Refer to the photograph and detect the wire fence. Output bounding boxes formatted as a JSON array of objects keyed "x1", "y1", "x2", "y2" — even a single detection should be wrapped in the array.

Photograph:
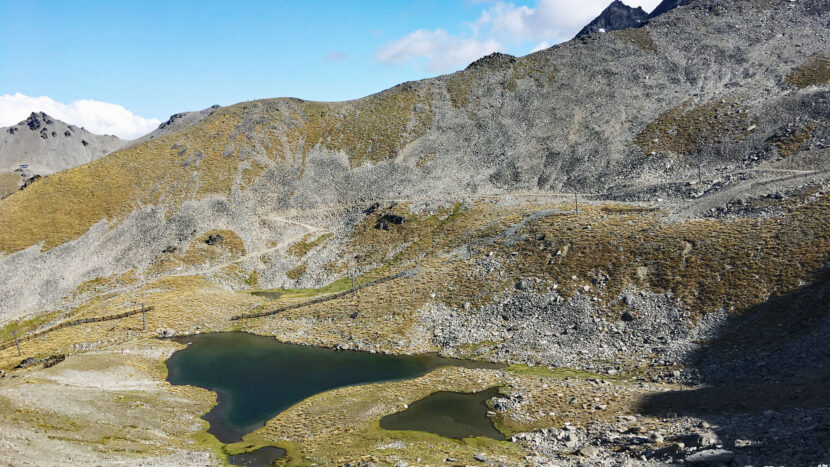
[{"x1": 0, "y1": 306, "x2": 154, "y2": 352}]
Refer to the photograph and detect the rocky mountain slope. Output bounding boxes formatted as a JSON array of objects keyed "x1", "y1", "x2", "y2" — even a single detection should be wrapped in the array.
[
  {"x1": 0, "y1": 0, "x2": 828, "y2": 465},
  {"x1": 575, "y1": 0, "x2": 649, "y2": 37}
]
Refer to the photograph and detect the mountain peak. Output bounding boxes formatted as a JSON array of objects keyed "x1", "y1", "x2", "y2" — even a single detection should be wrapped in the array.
[{"x1": 575, "y1": 0, "x2": 650, "y2": 38}]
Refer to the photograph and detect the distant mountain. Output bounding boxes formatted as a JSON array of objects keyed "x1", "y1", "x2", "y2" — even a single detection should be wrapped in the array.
[
  {"x1": 575, "y1": 0, "x2": 649, "y2": 38},
  {"x1": 0, "y1": 112, "x2": 125, "y2": 175}
]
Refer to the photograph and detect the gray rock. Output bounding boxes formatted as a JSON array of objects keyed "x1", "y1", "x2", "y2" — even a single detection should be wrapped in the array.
[
  {"x1": 579, "y1": 445, "x2": 600, "y2": 458},
  {"x1": 685, "y1": 448, "x2": 735, "y2": 465}
]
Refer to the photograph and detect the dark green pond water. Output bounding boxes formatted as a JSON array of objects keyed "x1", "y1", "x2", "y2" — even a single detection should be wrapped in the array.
[
  {"x1": 379, "y1": 386, "x2": 505, "y2": 440},
  {"x1": 227, "y1": 446, "x2": 286, "y2": 466},
  {"x1": 165, "y1": 333, "x2": 500, "y2": 444}
]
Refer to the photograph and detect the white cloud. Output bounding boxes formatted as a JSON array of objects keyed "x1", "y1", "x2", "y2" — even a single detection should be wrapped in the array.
[
  {"x1": 376, "y1": 29, "x2": 503, "y2": 74},
  {"x1": 0, "y1": 93, "x2": 160, "y2": 140},
  {"x1": 376, "y1": 0, "x2": 664, "y2": 73}
]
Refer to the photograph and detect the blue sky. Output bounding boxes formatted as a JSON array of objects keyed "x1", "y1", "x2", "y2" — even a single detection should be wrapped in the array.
[{"x1": 0, "y1": 0, "x2": 661, "y2": 138}]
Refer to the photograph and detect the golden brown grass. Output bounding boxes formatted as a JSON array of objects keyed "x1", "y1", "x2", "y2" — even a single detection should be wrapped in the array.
[
  {"x1": 504, "y1": 54, "x2": 558, "y2": 92},
  {"x1": 767, "y1": 121, "x2": 819, "y2": 156},
  {"x1": 634, "y1": 98, "x2": 752, "y2": 155},
  {"x1": 0, "y1": 172, "x2": 20, "y2": 198},
  {"x1": 615, "y1": 28, "x2": 657, "y2": 52},
  {"x1": 285, "y1": 86, "x2": 434, "y2": 170},
  {"x1": 287, "y1": 232, "x2": 332, "y2": 259},
  {"x1": 285, "y1": 263, "x2": 307, "y2": 280},
  {"x1": 784, "y1": 53, "x2": 830, "y2": 89}
]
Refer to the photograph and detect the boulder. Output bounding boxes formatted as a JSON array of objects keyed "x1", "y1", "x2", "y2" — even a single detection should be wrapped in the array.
[
  {"x1": 685, "y1": 448, "x2": 735, "y2": 465},
  {"x1": 363, "y1": 202, "x2": 380, "y2": 214},
  {"x1": 374, "y1": 214, "x2": 406, "y2": 230},
  {"x1": 14, "y1": 357, "x2": 43, "y2": 369},
  {"x1": 579, "y1": 445, "x2": 600, "y2": 458},
  {"x1": 205, "y1": 234, "x2": 224, "y2": 245}
]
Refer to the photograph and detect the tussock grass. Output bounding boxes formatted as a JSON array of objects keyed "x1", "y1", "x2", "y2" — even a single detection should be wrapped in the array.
[
  {"x1": 287, "y1": 232, "x2": 332, "y2": 259},
  {"x1": 147, "y1": 229, "x2": 246, "y2": 276},
  {"x1": 0, "y1": 172, "x2": 20, "y2": 198},
  {"x1": 286, "y1": 86, "x2": 434, "y2": 170},
  {"x1": 634, "y1": 98, "x2": 752, "y2": 155},
  {"x1": 504, "y1": 54, "x2": 558, "y2": 92},
  {"x1": 446, "y1": 72, "x2": 479, "y2": 108},
  {"x1": 285, "y1": 263, "x2": 307, "y2": 280},
  {"x1": 615, "y1": 28, "x2": 657, "y2": 52},
  {"x1": 784, "y1": 53, "x2": 830, "y2": 89},
  {"x1": 767, "y1": 121, "x2": 819, "y2": 156}
]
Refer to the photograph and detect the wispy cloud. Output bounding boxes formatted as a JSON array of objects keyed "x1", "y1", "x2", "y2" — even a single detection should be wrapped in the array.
[
  {"x1": 375, "y1": 0, "x2": 662, "y2": 73},
  {"x1": 0, "y1": 93, "x2": 160, "y2": 140}
]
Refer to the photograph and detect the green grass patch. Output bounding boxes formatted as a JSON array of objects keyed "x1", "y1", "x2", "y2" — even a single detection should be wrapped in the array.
[
  {"x1": 246, "y1": 275, "x2": 358, "y2": 302},
  {"x1": 244, "y1": 271, "x2": 260, "y2": 287},
  {"x1": 0, "y1": 311, "x2": 60, "y2": 342}
]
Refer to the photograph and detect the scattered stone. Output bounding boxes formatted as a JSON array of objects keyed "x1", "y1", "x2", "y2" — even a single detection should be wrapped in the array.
[
  {"x1": 579, "y1": 445, "x2": 600, "y2": 458},
  {"x1": 205, "y1": 234, "x2": 224, "y2": 245},
  {"x1": 621, "y1": 311, "x2": 635, "y2": 322}
]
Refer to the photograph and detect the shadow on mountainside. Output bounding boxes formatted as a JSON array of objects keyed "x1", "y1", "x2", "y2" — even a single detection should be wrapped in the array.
[{"x1": 638, "y1": 267, "x2": 830, "y2": 465}]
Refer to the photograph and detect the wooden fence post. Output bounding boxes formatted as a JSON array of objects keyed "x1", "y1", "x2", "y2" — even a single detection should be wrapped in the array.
[
  {"x1": 467, "y1": 234, "x2": 472, "y2": 260},
  {"x1": 141, "y1": 303, "x2": 146, "y2": 332},
  {"x1": 574, "y1": 193, "x2": 579, "y2": 215},
  {"x1": 12, "y1": 330, "x2": 20, "y2": 357}
]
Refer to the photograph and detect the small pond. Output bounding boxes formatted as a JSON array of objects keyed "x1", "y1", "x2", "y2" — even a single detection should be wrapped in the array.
[
  {"x1": 165, "y1": 332, "x2": 500, "y2": 444},
  {"x1": 379, "y1": 386, "x2": 505, "y2": 440},
  {"x1": 227, "y1": 446, "x2": 286, "y2": 466}
]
